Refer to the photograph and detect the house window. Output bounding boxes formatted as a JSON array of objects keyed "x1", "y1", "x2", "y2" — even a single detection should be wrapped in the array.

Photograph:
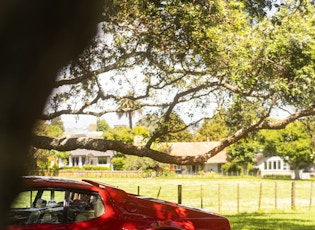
[
  {"x1": 98, "y1": 157, "x2": 107, "y2": 164},
  {"x1": 277, "y1": 160, "x2": 281, "y2": 170},
  {"x1": 264, "y1": 162, "x2": 267, "y2": 170},
  {"x1": 269, "y1": 161, "x2": 272, "y2": 170},
  {"x1": 273, "y1": 161, "x2": 277, "y2": 170}
]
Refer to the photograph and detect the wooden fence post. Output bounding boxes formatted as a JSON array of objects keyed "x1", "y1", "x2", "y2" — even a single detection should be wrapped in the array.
[
  {"x1": 157, "y1": 186, "x2": 161, "y2": 199},
  {"x1": 178, "y1": 185, "x2": 182, "y2": 204},
  {"x1": 237, "y1": 183, "x2": 240, "y2": 213},
  {"x1": 291, "y1": 182, "x2": 296, "y2": 210},
  {"x1": 275, "y1": 182, "x2": 277, "y2": 209},
  {"x1": 218, "y1": 184, "x2": 221, "y2": 213},
  {"x1": 137, "y1": 186, "x2": 140, "y2": 195},
  {"x1": 309, "y1": 182, "x2": 313, "y2": 211},
  {"x1": 258, "y1": 182, "x2": 262, "y2": 210},
  {"x1": 200, "y1": 185, "x2": 203, "y2": 209}
]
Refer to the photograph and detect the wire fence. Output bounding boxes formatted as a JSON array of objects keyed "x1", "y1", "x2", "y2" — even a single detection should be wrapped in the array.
[
  {"x1": 31, "y1": 170, "x2": 315, "y2": 214},
  {"x1": 133, "y1": 181, "x2": 315, "y2": 214}
]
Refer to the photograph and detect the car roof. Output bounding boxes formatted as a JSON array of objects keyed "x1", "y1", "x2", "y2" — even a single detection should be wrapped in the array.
[{"x1": 22, "y1": 176, "x2": 96, "y2": 190}]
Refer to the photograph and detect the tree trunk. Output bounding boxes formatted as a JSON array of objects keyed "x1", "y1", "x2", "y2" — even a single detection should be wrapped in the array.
[
  {"x1": 293, "y1": 169, "x2": 301, "y2": 180},
  {"x1": 128, "y1": 112, "x2": 133, "y2": 129},
  {"x1": 243, "y1": 165, "x2": 248, "y2": 175},
  {"x1": 0, "y1": 1, "x2": 101, "y2": 228}
]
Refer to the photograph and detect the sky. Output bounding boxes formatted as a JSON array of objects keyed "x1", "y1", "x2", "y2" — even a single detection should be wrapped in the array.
[
  {"x1": 61, "y1": 113, "x2": 141, "y2": 132},
  {"x1": 61, "y1": 106, "x2": 291, "y2": 133}
]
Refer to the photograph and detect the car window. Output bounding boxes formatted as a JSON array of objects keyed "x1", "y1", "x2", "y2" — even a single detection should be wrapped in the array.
[
  {"x1": 8, "y1": 188, "x2": 105, "y2": 225},
  {"x1": 67, "y1": 191, "x2": 105, "y2": 222}
]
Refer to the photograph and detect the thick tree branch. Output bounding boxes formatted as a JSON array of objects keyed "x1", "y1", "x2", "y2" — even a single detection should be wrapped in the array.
[
  {"x1": 32, "y1": 109, "x2": 315, "y2": 167},
  {"x1": 55, "y1": 51, "x2": 146, "y2": 87},
  {"x1": 32, "y1": 135, "x2": 207, "y2": 165},
  {"x1": 209, "y1": 109, "x2": 315, "y2": 155}
]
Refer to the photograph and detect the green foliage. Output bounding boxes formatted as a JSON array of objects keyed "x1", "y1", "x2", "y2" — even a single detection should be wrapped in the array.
[
  {"x1": 194, "y1": 114, "x2": 228, "y2": 141},
  {"x1": 103, "y1": 126, "x2": 134, "y2": 144},
  {"x1": 111, "y1": 154, "x2": 168, "y2": 176},
  {"x1": 262, "y1": 174, "x2": 291, "y2": 180},
  {"x1": 50, "y1": 117, "x2": 65, "y2": 132},
  {"x1": 123, "y1": 155, "x2": 159, "y2": 171},
  {"x1": 34, "y1": 120, "x2": 63, "y2": 138},
  {"x1": 158, "y1": 113, "x2": 193, "y2": 142},
  {"x1": 133, "y1": 126, "x2": 150, "y2": 136},
  {"x1": 137, "y1": 113, "x2": 193, "y2": 142},
  {"x1": 221, "y1": 162, "x2": 242, "y2": 174},
  {"x1": 59, "y1": 166, "x2": 110, "y2": 170},
  {"x1": 111, "y1": 157, "x2": 125, "y2": 170},
  {"x1": 240, "y1": 0, "x2": 274, "y2": 19},
  {"x1": 117, "y1": 97, "x2": 143, "y2": 128},
  {"x1": 53, "y1": 151, "x2": 70, "y2": 163},
  {"x1": 227, "y1": 138, "x2": 259, "y2": 175},
  {"x1": 257, "y1": 120, "x2": 314, "y2": 179},
  {"x1": 82, "y1": 165, "x2": 110, "y2": 171},
  {"x1": 136, "y1": 114, "x2": 160, "y2": 134},
  {"x1": 42, "y1": 0, "x2": 315, "y2": 166},
  {"x1": 258, "y1": 121, "x2": 314, "y2": 171},
  {"x1": 102, "y1": 125, "x2": 150, "y2": 145},
  {"x1": 33, "y1": 150, "x2": 51, "y2": 170},
  {"x1": 96, "y1": 119, "x2": 110, "y2": 132},
  {"x1": 223, "y1": 98, "x2": 269, "y2": 132},
  {"x1": 33, "y1": 120, "x2": 66, "y2": 169},
  {"x1": 59, "y1": 166, "x2": 81, "y2": 170}
]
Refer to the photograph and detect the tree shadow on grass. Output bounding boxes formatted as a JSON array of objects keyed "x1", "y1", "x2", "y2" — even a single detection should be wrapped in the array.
[{"x1": 226, "y1": 212, "x2": 315, "y2": 230}]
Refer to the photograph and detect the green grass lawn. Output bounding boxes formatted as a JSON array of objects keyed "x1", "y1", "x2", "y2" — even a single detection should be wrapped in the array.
[
  {"x1": 227, "y1": 211, "x2": 315, "y2": 230},
  {"x1": 66, "y1": 174, "x2": 315, "y2": 229}
]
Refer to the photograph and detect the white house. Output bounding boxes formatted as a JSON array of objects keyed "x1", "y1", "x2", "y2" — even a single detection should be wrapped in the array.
[
  {"x1": 256, "y1": 155, "x2": 291, "y2": 177},
  {"x1": 256, "y1": 154, "x2": 311, "y2": 179},
  {"x1": 68, "y1": 149, "x2": 116, "y2": 170},
  {"x1": 62, "y1": 131, "x2": 116, "y2": 170},
  {"x1": 163, "y1": 142, "x2": 228, "y2": 174}
]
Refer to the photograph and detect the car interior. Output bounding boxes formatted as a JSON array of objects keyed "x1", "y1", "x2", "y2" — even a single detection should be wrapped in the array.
[{"x1": 7, "y1": 188, "x2": 105, "y2": 225}]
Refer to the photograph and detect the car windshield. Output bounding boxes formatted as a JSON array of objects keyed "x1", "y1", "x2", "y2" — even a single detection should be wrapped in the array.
[{"x1": 8, "y1": 188, "x2": 105, "y2": 225}]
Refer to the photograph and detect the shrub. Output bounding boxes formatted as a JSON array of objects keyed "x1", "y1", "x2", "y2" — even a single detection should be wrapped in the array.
[
  {"x1": 59, "y1": 166, "x2": 110, "y2": 171},
  {"x1": 222, "y1": 162, "x2": 242, "y2": 174},
  {"x1": 263, "y1": 174, "x2": 291, "y2": 180},
  {"x1": 111, "y1": 157, "x2": 125, "y2": 170},
  {"x1": 82, "y1": 165, "x2": 110, "y2": 171},
  {"x1": 59, "y1": 166, "x2": 80, "y2": 170}
]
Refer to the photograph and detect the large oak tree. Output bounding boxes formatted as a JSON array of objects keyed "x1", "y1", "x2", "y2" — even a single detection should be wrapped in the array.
[{"x1": 34, "y1": 0, "x2": 315, "y2": 165}]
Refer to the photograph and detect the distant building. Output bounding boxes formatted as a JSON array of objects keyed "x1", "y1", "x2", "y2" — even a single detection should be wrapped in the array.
[
  {"x1": 62, "y1": 131, "x2": 116, "y2": 170},
  {"x1": 256, "y1": 155, "x2": 291, "y2": 177},
  {"x1": 68, "y1": 149, "x2": 115, "y2": 170},
  {"x1": 255, "y1": 154, "x2": 312, "y2": 179},
  {"x1": 163, "y1": 142, "x2": 228, "y2": 174}
]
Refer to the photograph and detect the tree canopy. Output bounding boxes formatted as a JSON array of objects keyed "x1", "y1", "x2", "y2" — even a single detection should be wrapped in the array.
[
  {"x1": 33, "y1": 0, "x2": 315, "y2": 165},
  {"x1": 32, "y1": 120, "x2": 68, "y2": 170},
  {"x1": 258, "y1": 120, "x2": 314, "y2": 179},
  {"x1": 227, "y1": 138, "x2": 258, "y2": 175}
]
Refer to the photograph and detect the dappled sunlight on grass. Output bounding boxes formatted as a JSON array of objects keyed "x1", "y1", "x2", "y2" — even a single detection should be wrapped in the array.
[{"x1": 226, "y1": 211, "x2": 315, "y2": 230}]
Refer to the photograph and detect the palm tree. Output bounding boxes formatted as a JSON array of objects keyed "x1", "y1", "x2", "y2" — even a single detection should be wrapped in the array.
[{"x1": 117, "y1": 98, "x2": 142, "y2": 129}]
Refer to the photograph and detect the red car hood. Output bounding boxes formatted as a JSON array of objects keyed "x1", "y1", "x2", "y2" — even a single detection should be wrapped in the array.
[{"x1": 84, "y1": 180, "x2": 230, "y2": 230}]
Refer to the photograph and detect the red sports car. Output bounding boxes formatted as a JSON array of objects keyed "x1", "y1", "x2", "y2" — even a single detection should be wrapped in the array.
[{"x1": 7, "y1": 176, "x2": 230, "y2": 230}]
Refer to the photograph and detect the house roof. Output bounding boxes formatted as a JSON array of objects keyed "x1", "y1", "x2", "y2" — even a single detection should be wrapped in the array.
[
  {"x1": 163, "y1": 142, "x2": 227, "y2": 164},
  {"x1": 70, "y1": 149, "x2": 115, "y2": 157}
]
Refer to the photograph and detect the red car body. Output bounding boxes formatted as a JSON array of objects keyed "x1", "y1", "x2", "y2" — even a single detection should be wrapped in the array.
[{"x1": 7, "y1": 176, "x2": 230, "y2": 230}]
